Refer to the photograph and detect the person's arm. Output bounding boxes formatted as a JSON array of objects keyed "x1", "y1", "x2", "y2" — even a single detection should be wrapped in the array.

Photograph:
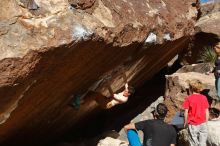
[
  {"x1": 113, "y1": 92, "x2": 124, "y2": 101},
  {"x1": 124, "y1": 123, "x2": 136, "y2": 132},
  {"x1": 113, "y1": 91, "x2": 129, "y2": 103},
  {"x1": 184, "y1": 109, "x2": 188, "y2": 128},
  {"x1": 183, "y1": 97, "x2": 189, "y2": 128},
  {"x1": 206, "y1": 108, "x2": 209, "y2": 122},
  {"x1": 125, "y1": 83, "x2": 128, "y2": 91}
]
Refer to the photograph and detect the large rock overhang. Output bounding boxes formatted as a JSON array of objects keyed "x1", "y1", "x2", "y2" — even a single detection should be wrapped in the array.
[{"x1": 0, "y1": 0, "x2": 197, "y2": 145}]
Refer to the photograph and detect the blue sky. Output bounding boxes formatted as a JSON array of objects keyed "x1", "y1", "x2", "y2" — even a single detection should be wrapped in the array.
[{"x1": 200, "y1": 0, "x2": 211, "y2": 3}]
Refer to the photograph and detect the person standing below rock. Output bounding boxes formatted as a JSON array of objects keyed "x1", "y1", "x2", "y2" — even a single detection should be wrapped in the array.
[
  {"x1": 214, "y1": 42, "x2": 220, "y2": 101},
  {"x1": 124, "y1": 103, "x2": 176, "y2": 146},
  {"x1": 183, "y1": 79, "x2": 209, "y2": 146}
]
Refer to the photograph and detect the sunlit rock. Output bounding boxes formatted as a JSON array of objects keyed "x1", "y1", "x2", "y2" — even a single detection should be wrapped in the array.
[{"x1": 0, "y1": 0, "x2": 198, "y2": 145}]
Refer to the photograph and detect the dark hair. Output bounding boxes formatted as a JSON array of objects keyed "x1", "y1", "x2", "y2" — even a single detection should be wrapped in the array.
[
  {"x1": 155, "y1": 103, "x2": 168, "y2": 120},
  {"x1": 127, "y1": 86, "x2": 135, "y2": 94}
]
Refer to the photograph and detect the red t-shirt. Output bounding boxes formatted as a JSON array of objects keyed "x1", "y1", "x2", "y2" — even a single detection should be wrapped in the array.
[{"x1": 183, "y1": 93, "x2": 209, "y2": 125}]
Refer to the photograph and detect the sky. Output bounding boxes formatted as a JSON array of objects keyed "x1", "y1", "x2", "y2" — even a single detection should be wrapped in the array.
[
  {"x1": 200, "y1": 0, "x2": 220, "y2": 3},
  {"x1": 200, "y1": 0, "x2": 213, "y2": 3}
]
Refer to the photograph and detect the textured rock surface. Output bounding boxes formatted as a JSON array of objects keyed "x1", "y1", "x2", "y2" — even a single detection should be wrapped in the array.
[
  {"x1": 97, "y1": 137, "x2": 128, "y2": 146},
  {"x1": 207, "y1": 120, "x2": 220, "y2": 146},
  {"x1": 180, "y1": 1, "x2": 220, "y2": 64},
  {"x1": 0, "y1": 0, "x2": 197, "y2": 145},
  {"x1": 196, "y1": 1, "x2": 220, "y2": 36}
]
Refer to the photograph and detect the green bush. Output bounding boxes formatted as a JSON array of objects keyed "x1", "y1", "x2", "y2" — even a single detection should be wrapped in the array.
[{"x1": 198, "y1": 46, "x2": 217, "y2": 63}]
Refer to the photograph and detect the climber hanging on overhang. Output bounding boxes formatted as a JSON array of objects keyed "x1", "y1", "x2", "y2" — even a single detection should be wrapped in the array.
[
  {"x1": 93, "y1": 67, "x2": 135, "y2": 109},
  {"x1": 106, "y1": 68, "x2": 134, "y2": 109},
  {"x1": 105, "y1": 67, "x2": 135, "y2": 109},
  {"x1": 106, "y1": 83, "x2": 135, "y2": 109}
]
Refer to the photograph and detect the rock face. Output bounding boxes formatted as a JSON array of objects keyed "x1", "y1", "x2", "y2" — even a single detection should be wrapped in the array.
[
  {"x1": 0, "y1": 0, "x2": 197, "y2": 145},
  {"x1": 207, "y1": 120, "x2": 220, "y2": 146},
  {"x1": 196, "y1": 1, "x2": 220, "y2": 36},
  {"x1": 97, "y1": 137, "x2": 128, "y2": 146},
  {"x1": 180, "y1": 1, "x2": 220, "y2": 64},
  {"x1": 166, "y1": 63, "x2": 216, "y2": 99}
]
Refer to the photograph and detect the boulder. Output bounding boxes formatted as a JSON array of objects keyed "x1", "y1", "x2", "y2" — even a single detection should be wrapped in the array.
[
  {"x1": 180, "y1": 1, "x2": 220, "y2": 64},
  {"x1": 97, "y1": 137, "x2": 128, "y2": 146},
  {"x1": 0, "y1": 0, "x2": 198, "y2": 145},
  {"x1": 196, "y1": 1, "x2": 220, "y2": 36},
  {"x1": 207, "y1": 120, "x2": 220, "y2": 146}
]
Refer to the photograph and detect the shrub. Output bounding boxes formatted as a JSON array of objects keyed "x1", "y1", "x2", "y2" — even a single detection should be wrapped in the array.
[{"x1": 198, "y1": 46, "x2": 217, "y2": 63}]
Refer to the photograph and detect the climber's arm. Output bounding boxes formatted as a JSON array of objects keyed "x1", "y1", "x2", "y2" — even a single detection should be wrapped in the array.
[
  {"x1": 124, "y1": 123, "x2": 135, "y2": 132},
  {"x1": 125, "y1": 83, "x2": 128, "y2": 91},
  {"x1": 113, "y1": 92, "x2": 127, "y2": 102}
]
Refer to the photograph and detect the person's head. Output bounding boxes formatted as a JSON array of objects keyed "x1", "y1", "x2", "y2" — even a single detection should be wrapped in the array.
[
  {"x1": 153, "y1": 103, "x2": 168, "y2": 120},
  {"x1": 123, "y1": 86, "x2": 135, "y2": 97},
  {"x1": 214, "y1": 42, "x2": 220, "y2": 56},
  {"x1": 127, "y1": 86, "x2": 135, "y2": 94},
  {"x1": 188, "y1": 79, "x2": 204, "y2": 93}
]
